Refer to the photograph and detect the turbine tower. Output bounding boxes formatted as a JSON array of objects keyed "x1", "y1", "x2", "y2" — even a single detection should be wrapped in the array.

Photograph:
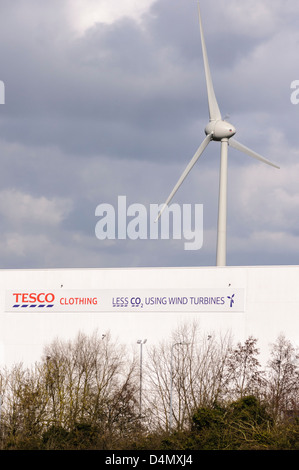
[{"x1": 156, "y1": 3, "x2": 279, "y2": 267}]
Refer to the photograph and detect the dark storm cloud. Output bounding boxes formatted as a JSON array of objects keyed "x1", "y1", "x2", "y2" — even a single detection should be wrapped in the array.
[
  {"x1": 0, "y1": 0, "x2": 298, "y2": 157},
  {"x1": 0, "y1": 0, "x2": 219, "y2": 165},
  {"x1": 0, "y1": 0, "x2": 287, "y2": 162},
  {"x1": 0, "y1": 0, "x2": 298, "y2": 269}
]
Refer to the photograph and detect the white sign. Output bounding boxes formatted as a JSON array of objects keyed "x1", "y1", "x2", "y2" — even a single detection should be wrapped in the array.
[{"x1": 5, "y1": 289, "x2": 245, "y2": 313}]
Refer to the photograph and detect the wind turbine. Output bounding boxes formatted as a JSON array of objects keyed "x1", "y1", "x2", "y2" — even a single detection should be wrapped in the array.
[{"x1": 156, "y1": 3, "x2": 279, "y2": 267}]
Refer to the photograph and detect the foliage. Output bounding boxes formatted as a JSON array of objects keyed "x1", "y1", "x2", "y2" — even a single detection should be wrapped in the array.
[{"x1": 0, "y1": 327, "x2": 298, "y2": 450}]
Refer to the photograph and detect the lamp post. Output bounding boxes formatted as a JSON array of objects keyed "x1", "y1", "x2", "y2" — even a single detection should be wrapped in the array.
[
  {"x1": 137, "y1": 339, "x2": 147, "y2": 417},
  {"x1": 169, "y1": 342, "x2": 189, "y2": 432}
]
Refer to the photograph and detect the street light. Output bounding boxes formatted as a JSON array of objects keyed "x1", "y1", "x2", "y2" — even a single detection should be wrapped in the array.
[
  {"x1": 137, "y1": 339, "x2": 147, "y2": 417},
  {"x1": 169, "y1": 342, "x2": 189, "y2": 432}
]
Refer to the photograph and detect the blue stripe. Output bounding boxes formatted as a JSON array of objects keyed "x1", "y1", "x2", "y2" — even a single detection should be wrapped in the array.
[{"x1": 12, "y1": 304, "x2": 55, "y2": 308}]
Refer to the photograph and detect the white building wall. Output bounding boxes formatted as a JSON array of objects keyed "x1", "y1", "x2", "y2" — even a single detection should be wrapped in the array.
[{"x1": 0, "y1": 265, "x2": 298, "y2": 367}]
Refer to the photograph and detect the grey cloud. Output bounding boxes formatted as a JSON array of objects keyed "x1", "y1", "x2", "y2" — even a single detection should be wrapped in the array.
[{"x1": 0, "y1": 0, "x2": 298, "y2": 269}]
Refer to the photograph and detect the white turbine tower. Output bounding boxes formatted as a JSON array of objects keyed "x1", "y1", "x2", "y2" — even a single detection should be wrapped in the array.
[{"x1": 156, "y1": 3, "x2": 279, "y2": 267}]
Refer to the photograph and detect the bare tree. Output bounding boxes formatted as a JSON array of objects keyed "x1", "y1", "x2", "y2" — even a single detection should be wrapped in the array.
[
  {"x1": 223, "y1": 336, "x2": 264, "y2": 401},
  {"x1": 0, "y1": 363, "x2": 49, "y2": 446},
  {"x1": 144, "y1": 322, "x2": 233, "y2": 432},
  {"x1": 42, "y1": 330, "x2": 140, "y2": 435},
  {"x1": 265, "y1": 334, "x2": 299, "y2": 422}
]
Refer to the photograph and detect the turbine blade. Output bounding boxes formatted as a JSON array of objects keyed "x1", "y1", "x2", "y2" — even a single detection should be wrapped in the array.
[
  {"x1": 155, "y1": 134, "x2": 212, "y2": 222},
  {"x1": 229, "y1": 138, "x2": 280, "y2": 169},
  {"x1": 197, "y1": 3, "x2": 222, "y2": 122}
]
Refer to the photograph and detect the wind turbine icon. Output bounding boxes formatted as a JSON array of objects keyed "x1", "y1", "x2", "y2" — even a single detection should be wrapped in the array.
[{"x1": 156, "y1": 3, "x2": 279, "y2": 266}]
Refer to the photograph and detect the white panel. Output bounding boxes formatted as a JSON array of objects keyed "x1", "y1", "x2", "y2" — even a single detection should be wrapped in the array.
[
  {"x1": 0, "y1": 265, "x2": 298, "y2": 367},
  {"x1": 5, "y1": 288, "x2": 245, "y2": 313}
]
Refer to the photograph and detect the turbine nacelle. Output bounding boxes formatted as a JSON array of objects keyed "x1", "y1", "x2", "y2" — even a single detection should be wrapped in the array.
[{"x1": 205, "y1": 120, "x2": 236, "y2": 141}]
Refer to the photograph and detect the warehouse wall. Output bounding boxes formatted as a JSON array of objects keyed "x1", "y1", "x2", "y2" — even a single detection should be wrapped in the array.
[{"x1": 0, "y1": 265, "x2": 298, "y2": 366}]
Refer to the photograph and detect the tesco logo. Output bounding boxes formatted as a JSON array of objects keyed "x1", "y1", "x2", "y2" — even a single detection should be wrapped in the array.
[{"x1": 13, "y1": 292, "x2": 55, "y2": 307}]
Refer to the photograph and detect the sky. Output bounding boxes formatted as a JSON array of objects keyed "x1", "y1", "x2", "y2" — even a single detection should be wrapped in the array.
[{"x1": 0, "y1": 0, "x2": 298, "y2": 270}]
